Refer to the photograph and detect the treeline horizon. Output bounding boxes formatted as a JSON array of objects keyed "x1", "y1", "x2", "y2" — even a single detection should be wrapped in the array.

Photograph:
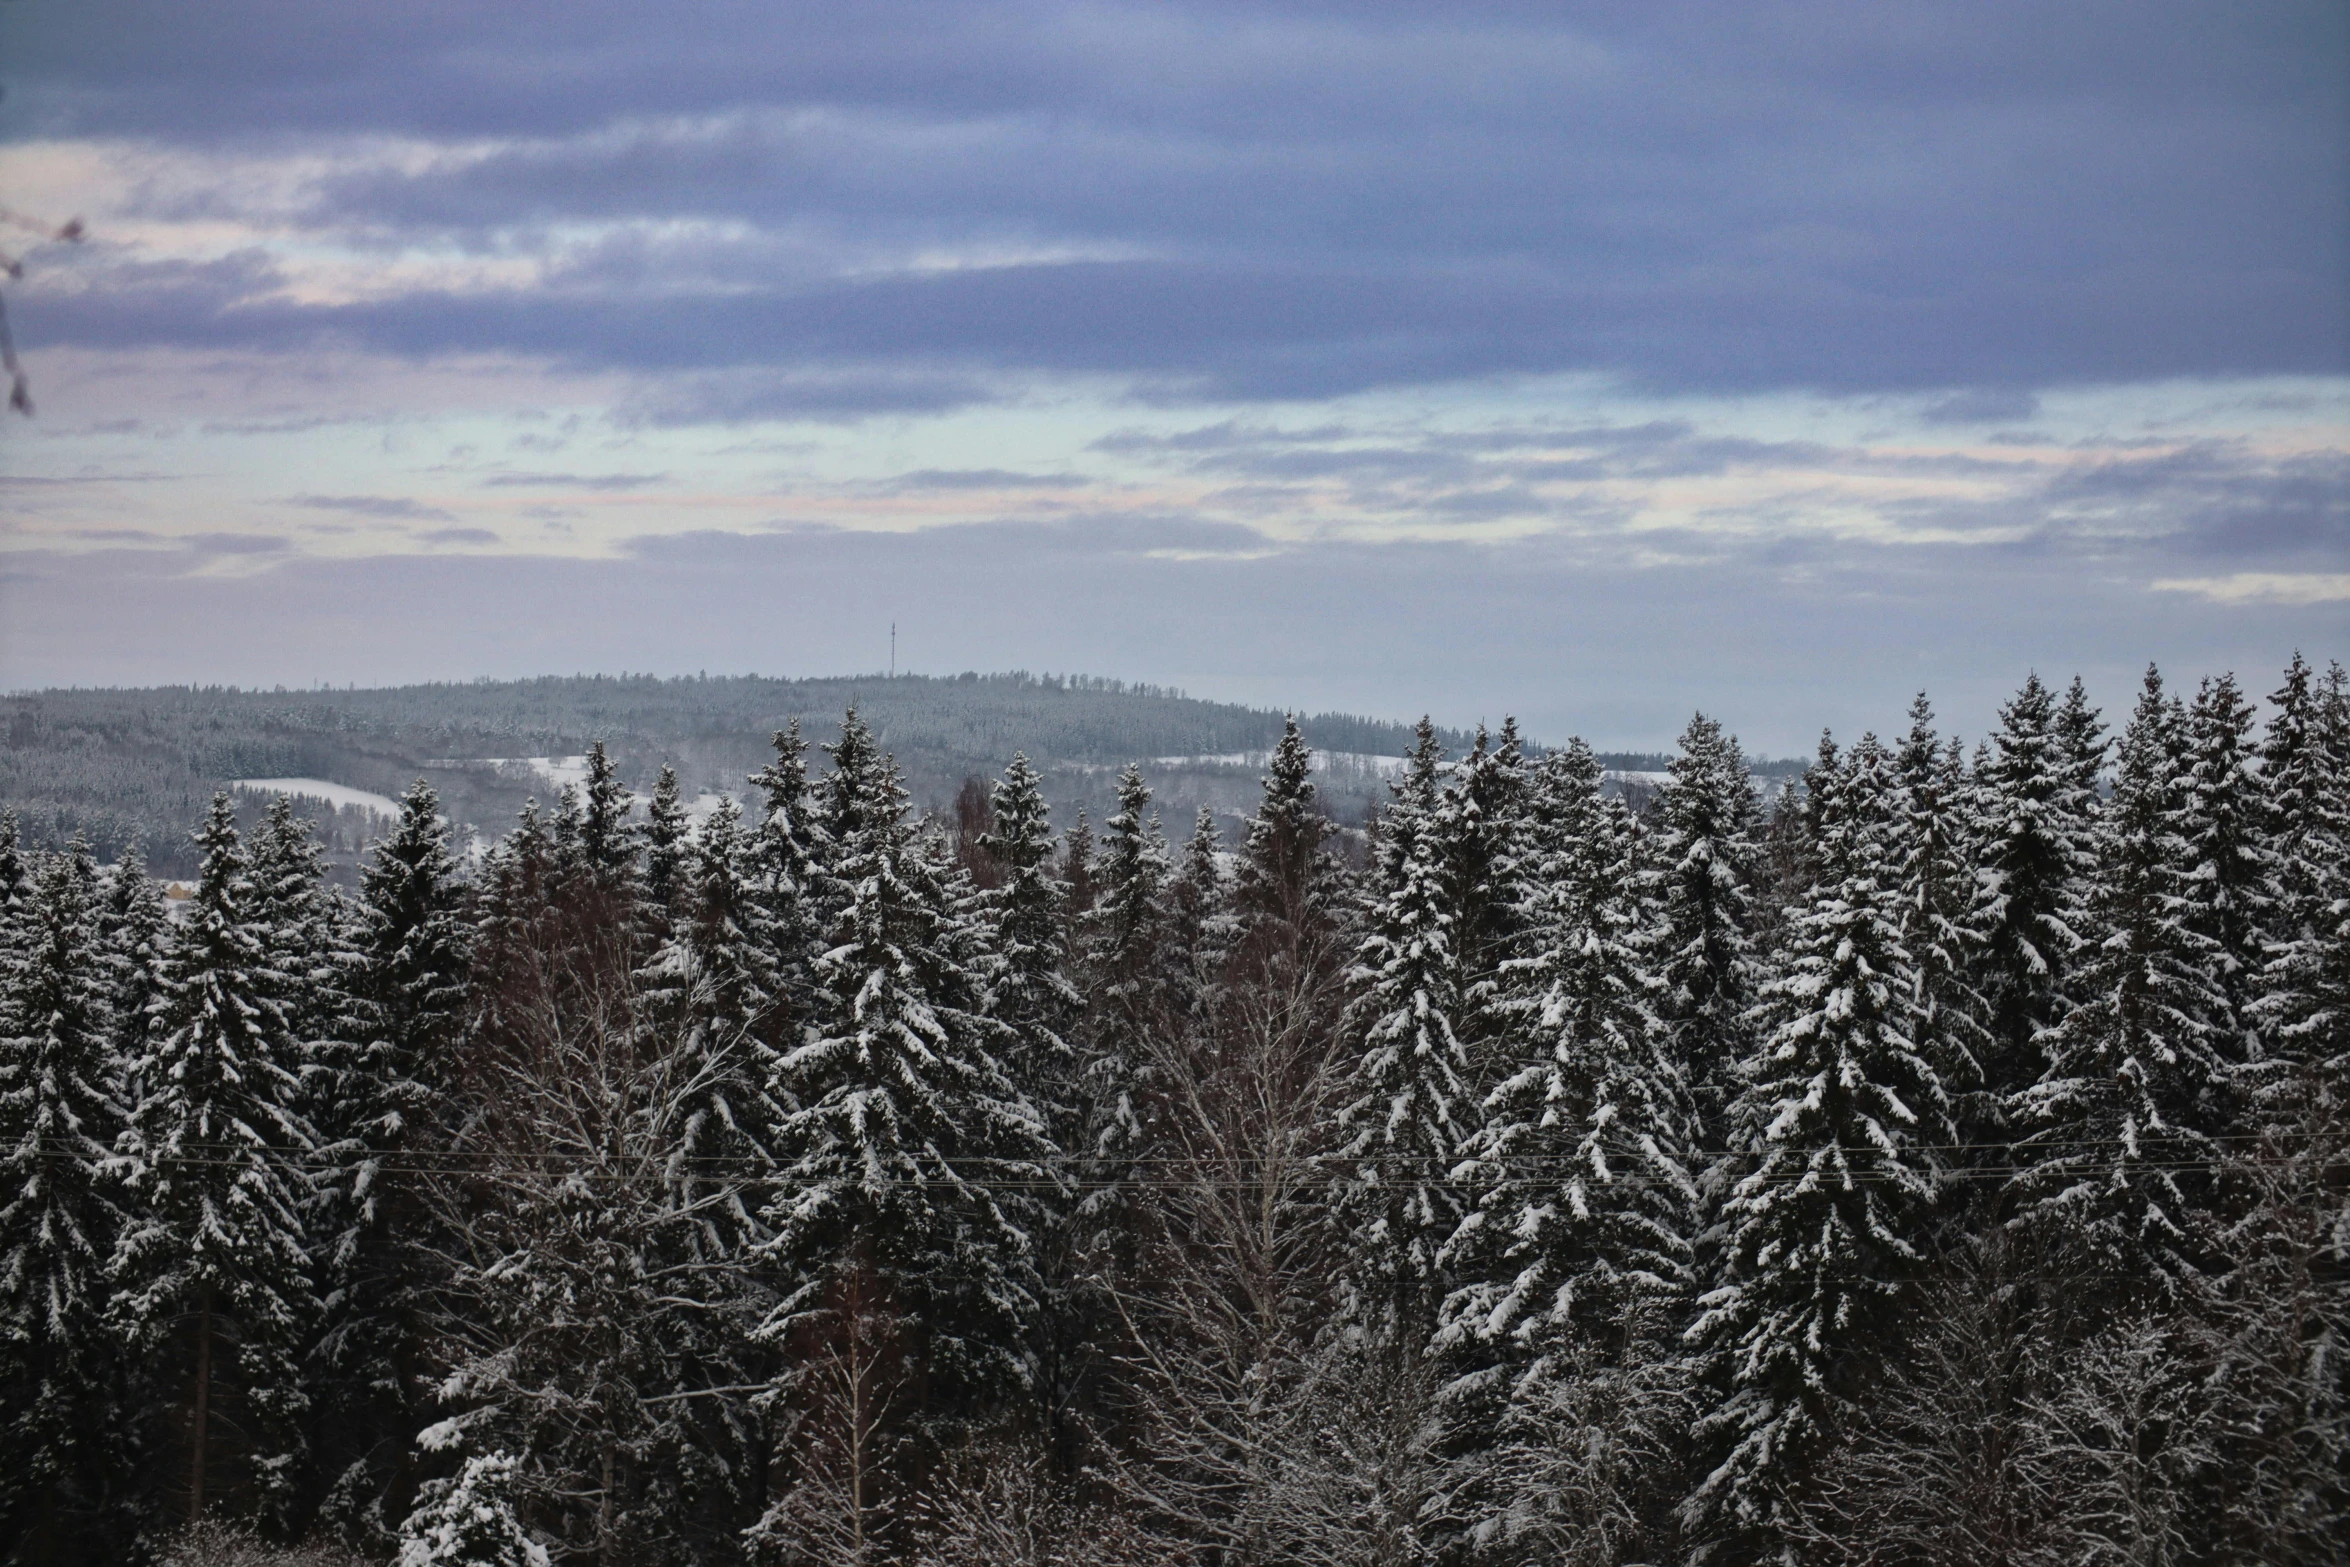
[
  {"x1": 0, "y1": 652, "x2": 2343, "y2": 1565},
  {"x1": 0, "y1": 669, "x2": 1805, "y2": 886}
]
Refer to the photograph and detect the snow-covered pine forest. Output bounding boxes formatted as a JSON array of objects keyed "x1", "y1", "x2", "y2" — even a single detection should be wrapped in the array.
[{"x1": 1, "y1": 658, "x2": 2344, "y2": 1567}]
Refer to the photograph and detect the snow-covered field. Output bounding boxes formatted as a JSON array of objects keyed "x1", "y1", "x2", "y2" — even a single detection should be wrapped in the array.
[{"x1": 231, "y1": 778, "x2": 403, "y2": 816}]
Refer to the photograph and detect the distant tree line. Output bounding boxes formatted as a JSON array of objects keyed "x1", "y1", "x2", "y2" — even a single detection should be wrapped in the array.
[
  {"x1": 0, "y1": 673, "x2": 1510, "y2": 880},
  {"x1": 0, "y1": 655, "x2": 2342, "y2": 1565}
]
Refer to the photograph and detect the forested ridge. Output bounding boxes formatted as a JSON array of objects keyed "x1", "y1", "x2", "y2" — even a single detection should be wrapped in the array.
[
  {"x1": 1, "y1": 673, "x2": 1572, "y2": 880},
  {"x1": 0, "y1": 656, "x2": 2343, "y2": 1566}
]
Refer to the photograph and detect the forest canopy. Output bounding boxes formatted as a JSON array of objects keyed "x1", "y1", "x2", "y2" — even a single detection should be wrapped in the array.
[{"x1": 0, "y1": 657, "x2": 2341, "y2": 1566}]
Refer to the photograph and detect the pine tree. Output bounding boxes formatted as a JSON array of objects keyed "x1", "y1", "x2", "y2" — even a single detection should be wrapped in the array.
[
  {"x1": 112, "y1": 794, "x2": 318, "y2": 1526},
  {"x1": 757, "y1": 711, "x2": 1048, "y2": 1541},
  {"x1": 1649, "y1": 713, "x2": 1761, "y2": 1139},
  {"x1": 1686, "y1": 734, "x2": 1948, "y2": 1551},
  {"x1": 1969, "y1": 673, "x2": 2100, "y2": 1107},
  {"x1": 1335, "y1": 722, "x2": 1470, "y2": 1337},
  {"x1": 0, "y1": 844, "x2": 133, "y2": 1560},
  {"x1": 2013, "y1": 668, "x2": 2232, "y2": 1294}
]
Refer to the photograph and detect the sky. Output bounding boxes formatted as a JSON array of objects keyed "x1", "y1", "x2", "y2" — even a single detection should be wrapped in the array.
[{"x1": 0, "y1": 0, "x2": 2343, "y2": 752}]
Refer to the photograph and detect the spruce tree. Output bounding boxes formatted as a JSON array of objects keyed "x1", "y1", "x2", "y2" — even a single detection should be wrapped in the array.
[
  {"x1": 2254, "y1": 656, "x2": 2349, "y2": 1091},
  {"x1": 977, "y1": 754, "x2": 1082, "y2": 1142},
  {"x1": 577, "y1": 740, "x2": 639, "y2": 894},
  {"x1": 641, "y1": 791, "x2": 788, "y2": 1250},
  {"x1": 1443, "y1": 721, "x2": 1532, "y2": 1061},
  {"x1": 757, "y1": 712, "x2": 1048, "y2": 1520},
  {"x1": 249, "y1": 795, "x2": 355, "y2": 1044},
  {"x1": 641, "y1": 763, "x2": 691, "y2": 931},
  {"x1": 1235, "y1": 716, "x2": 1336, "y2": 936},
  {"x1": 314, "y1": 781, "x2": 472, "y2": 1542},
  {"x1": 396, "y1": 1452, "x2": 548, "y2": 1567},
  {"x1": 112, "y1": 794, "x2": 318, "y2": 1527},
  {"x1": 2176, "y1": 672, "x2": 2267, "y2": 1062},
  {"x1": 1060, "y1": 809, "x2": 1097, "y2": 924},
  {"x1": 747, "y1": 720, "x2": 825, "y2": 1029},
  {"x1": 1079, "y1": 765, "x2": 1171, "y2": 1182},
  {"x1": 975, "y1": 753, "x2": 1091, "y2": 1459},
  {"x1": 1168, "y1": 805, "x2": 1234, "y2": 1019},
  {"x1": 1335, "y1": 722, "x2": 1470, "y2": 1337},
  {"x1": 1894, "y1": 698, "x2": 1994, "y2": 1152},
  {"x1": 96, "y1": 844, "x2": 169, "y2": 1101},
  {"x1": 1686, "y1": 734, "x2": 1948, "y2": 1552},
  {"x1": 1649, "y1": 713, "x2": 1760, "y2": 1139},
  {"x1": 0, "y1": 845, "x2": 133, "y2": 1561},
  {"x1": 0, "y1": 809, "x2": 31, "y2": 934},
  {"x1": 1451, "y1": 739, "x2": 1695, "y2": 1350},
  {"x1": 2013, "y1": 668, "x2": 2232, "y2": 1294},
  {"x1": 1968, "y1": 673, "x2": 2100, "y2": 1107}
]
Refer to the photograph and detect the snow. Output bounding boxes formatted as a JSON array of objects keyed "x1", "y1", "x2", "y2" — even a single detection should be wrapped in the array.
[
  {"x1": 232, "y1": 777, "x2": 404, "y2": 816},
  {"x1": 1152, "y1": 749, "x2": 1411, "y2": 776},
  {"x1": 423, "y1": 755, "x2": 594, "y2": 792}
]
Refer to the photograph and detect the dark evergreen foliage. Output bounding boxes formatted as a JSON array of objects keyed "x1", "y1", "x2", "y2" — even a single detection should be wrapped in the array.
[{"x1": 0, "y1": 665, "x2": 2340, "y2": 1566}]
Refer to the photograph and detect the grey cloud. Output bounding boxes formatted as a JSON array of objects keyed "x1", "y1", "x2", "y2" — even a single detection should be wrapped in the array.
[
  {"x1": 2045, "y1": 443, "x2": 2350, "y2": 563},
  {"x1": 186, "y1": 532, "x2": 290, "y2": 555},
  {"x1": 477, "y1": 471, "x2": 666, "y2": 491},
  {"x1": 7, "y1": 3, "x2": 2340, "y2": 402},
  {"x1": 416, "y1": 527, "x2": 502, "y2": 546},
  {"x1": 287, "y1": 494, "x2": 458, "y2": 521},
  {"x1": 1921, "y1": 388, "x2": 2043, "y2": 425},
  {"x1": 614, "y1": 367, "x2": 999, "y2": 424},
  {"x1": 888, "y1": 469, "x2": 1091, "y2": 491},
  {"x1": 1090, "y1": 421, "x2": 1360, "y2": 455}
]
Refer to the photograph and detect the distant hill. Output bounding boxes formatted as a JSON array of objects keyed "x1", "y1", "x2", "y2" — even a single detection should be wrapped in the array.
[
  {"x1": 1, "y1": 672, "x2": 1803, "y2": 877},
  {"x1": 0, "y1": 673, "x2": 1433, "y2": 876}
]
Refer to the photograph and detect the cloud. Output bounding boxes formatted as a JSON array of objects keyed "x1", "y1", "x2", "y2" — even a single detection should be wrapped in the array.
[
  {"x1": 287, "y1": 494, "x2": 458, "y2": 521},
  {"x1": 8, "y1": 4, "x2": 2341, "y2": 403},
  {"x1": 1920, "y1": 388, "x2": 2043, "y2": 425},
  {"x1": 614, "y1": 367, "x2": 997, "y2": 424},
  {"x1": 2150, "y1": 572, "x2": 2350, "y2": 605},
  {"x1": 888, "y1": 468, "x2": 1090, "y2": 491},
  {"x1": 477, "y1": 471, "x2": 666, "y2": 491},
  {"x1": 415, "y1": 526, "x2": 502, "y2": 546},
  {"x1": 185, "y1": 532, "x2": 290, "y2": 555}
]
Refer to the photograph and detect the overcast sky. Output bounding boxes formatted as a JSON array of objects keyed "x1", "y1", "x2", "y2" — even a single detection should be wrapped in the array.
[{"x1": 1, "y1": 1, "x2": 2343, "y2": 751}]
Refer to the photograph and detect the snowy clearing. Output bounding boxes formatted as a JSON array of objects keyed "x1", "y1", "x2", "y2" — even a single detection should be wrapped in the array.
[{"x1": 231, "y1": 778, "x2": 403, "y2": 816}]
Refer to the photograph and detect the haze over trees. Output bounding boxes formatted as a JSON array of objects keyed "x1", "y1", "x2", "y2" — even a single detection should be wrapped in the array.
[{"x1": 0, "y1": 657, "x2": 2343, "y2": 1566}]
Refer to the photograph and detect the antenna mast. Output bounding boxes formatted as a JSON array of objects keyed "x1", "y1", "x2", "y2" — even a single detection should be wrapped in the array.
[{"x1": 890, "y1": 622, "x2": 896, "y2": 678}]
